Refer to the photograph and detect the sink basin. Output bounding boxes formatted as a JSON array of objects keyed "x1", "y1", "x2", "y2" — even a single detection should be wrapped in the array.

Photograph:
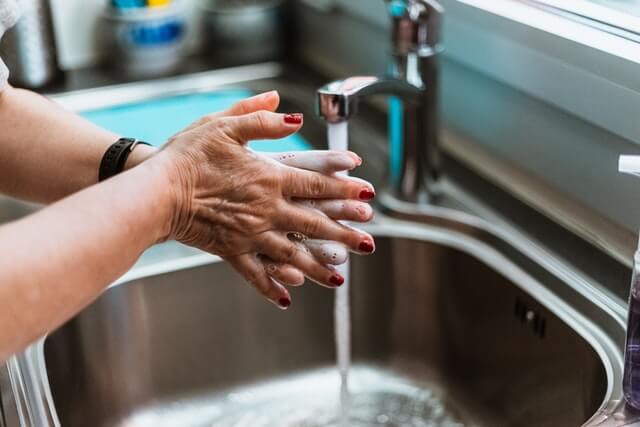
[
  {"x1": 42, "y1": 227, "x2": 612, "y2": 427},
  {"x1": 0, "y1": 64, "x2": 627, "y2": 427}
]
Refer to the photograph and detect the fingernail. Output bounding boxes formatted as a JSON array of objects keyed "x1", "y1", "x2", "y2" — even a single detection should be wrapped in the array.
[
  {"x1": 329, "y1": 274, "x2": 344, "y2": 287},
  {"x1": 284, "y1": 113, "x2": 303, "y2": 124},
  {"x1": 359, "y1": 189, "x2": 375, "y2": 200},
  {"x1": 359, "y1": 240, "x2": 375, "y2": 253},
  {"x1": 278, "y1": 297, "x2": 291, "y2": 309}
]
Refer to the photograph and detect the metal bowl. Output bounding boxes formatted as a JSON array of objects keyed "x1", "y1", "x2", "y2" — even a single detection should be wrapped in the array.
[{"x1": 199, "y1": 0, "x2": 286, "y2": 65}]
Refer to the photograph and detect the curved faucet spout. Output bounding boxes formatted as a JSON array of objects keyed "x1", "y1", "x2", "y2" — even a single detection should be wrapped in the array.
[
  {"x1": 314, "y1": 0, "x2": 443, "y2": 204},
  {"x1": 316, "y1": 76, "x2": 422, "y2": 124}
]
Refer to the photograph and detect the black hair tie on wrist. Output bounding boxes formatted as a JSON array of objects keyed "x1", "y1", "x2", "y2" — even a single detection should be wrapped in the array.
[{"x1": 99, "y1": 138, "x2": 151, "y2": 182}]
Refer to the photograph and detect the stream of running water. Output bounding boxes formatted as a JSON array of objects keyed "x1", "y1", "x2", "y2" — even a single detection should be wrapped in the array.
[{"x1": 327, "y1": 121, "x2": 351, "y2": 427}]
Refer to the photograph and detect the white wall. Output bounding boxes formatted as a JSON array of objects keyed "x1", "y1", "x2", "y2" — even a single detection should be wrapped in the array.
[{"x1": 49, "y1": 0, "x2": 202, "y2": 70}]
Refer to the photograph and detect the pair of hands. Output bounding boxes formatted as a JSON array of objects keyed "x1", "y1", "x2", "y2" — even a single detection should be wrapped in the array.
[{"x1": 149, "y1": 91, "x2": 375, "y2": 309}]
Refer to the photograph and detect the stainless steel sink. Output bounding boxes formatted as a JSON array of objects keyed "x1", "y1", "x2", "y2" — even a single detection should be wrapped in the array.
[
  {"x1": 0, "y1": 64, "x2": 628, "y2": 427},
  {"x1": 39, "y1": 226, "x2": 611, "y2": 427}
]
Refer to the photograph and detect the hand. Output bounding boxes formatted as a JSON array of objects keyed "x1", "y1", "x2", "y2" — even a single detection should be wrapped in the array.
[
  {"x1": 125, "y1": 91, "x2": 375, "y2": 307},
  {"x1": 180, "y1": 92, "x2": 375, "y2": 297},
  {"x1": 126, "y1": 146, "x2": 373, "y2": 292},
  {"x1": 254, "y1": 150, "x2": 374, "y2": 288},
  {"x1": 150, "y1": 92, "x2": 376, "y2": 309}
]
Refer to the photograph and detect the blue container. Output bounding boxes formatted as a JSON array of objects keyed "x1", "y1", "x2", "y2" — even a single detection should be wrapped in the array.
[
  {"x1": 100, "y1": 2, "x2": 186, "y2": 77},
  {"x1": 111, "y1": 0, "x2": 146, "y2": 9}
]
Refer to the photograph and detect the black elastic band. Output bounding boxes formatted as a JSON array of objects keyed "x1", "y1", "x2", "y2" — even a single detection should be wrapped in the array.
[{"x1": 99, "y1": 138, "x2": 151, "y2": 182}]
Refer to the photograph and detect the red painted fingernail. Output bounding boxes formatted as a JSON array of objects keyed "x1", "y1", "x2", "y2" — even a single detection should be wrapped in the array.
[
  {"x1": 359, "y1": 240, "x2": 375, "y2": 253},
  {"x1": 359, "y1": 189, "x2": 375, "y2": 200},
  {"x1": 329, "y1": 274, "x2": 344, "y2": 286},
  {"x1": 278, "y1": 297, "x2": 291, "y2": 308},
  {"x1": 284, "y1": 113, "x2": 303, "y2": 124}
]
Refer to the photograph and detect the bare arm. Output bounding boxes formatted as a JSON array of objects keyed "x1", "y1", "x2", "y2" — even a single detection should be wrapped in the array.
[
  {"x1": 0, "y1": 86, "x2": 156, "y2": 203},
  {"x1": 0, "y1": 159, "x2": 172, "y2": 362},
  {"x1": 0, "y1": 103, "x2": 376, "y2": 362}
]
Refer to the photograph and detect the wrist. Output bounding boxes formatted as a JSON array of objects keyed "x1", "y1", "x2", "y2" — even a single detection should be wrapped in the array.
[
  {"x1": 124, "y1": 143, "x2": 158, "y2": 171},
  {"x1": 144, "y1": 150, "x2": 194, "y2": 243},
  {"x1": 135, "y1": 152, "x2": 180, "y2": 244}
]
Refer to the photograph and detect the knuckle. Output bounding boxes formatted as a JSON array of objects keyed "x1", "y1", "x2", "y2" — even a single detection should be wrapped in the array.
[
  {"x1": 210, "y1": 118, "x2": 233, "y2": 138},
  {"x1": 281, "y1": 243, "x2": 298, "y2": 263},
  {"x1": 305, "y1": 174, "x2": 327, "y2": 197},
  {"x1": 254, "y1": 111, "x2": 271, "y2": 135},
  {"x1": 303, "y1": 216, "x2": 323, "y2": 236},
  {"x1": 240, "y1": 213, "x2": 271, "y2": 235}
]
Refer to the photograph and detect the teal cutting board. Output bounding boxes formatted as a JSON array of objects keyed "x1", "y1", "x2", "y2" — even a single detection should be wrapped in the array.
[{"x1": 81, "y1": 89, "x2": 311, "y2": 152}]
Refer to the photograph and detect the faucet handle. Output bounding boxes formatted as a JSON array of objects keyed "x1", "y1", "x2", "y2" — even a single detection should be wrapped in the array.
[{"x1": 385, "y1": 0, "x2": 444, "y2": 56}]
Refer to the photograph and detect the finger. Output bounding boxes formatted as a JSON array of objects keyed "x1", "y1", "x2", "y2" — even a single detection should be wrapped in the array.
[
  {"x1": 221, "y1": 91, "x2": 280, "y2": 116},
  {"x1": 295, "y1": 199, "x2": 374, "y2": 223},
  {"x1": 257, "y1": 254, "x2": 305, "y2": 286},
  {"x1": 288, "y1": 232, "x2": 348, "y2": 265},
  {"x1": 185, "y1": 91, "x2": 281, "y2": 132},
  {"x1": 256, "y1": 232, "x2": 345, "y2": 288},
  {"x1": 224, "y1": 254, "x2": 292, "y2": 309},
  {"x1": 264, "y1": 150, "x2": 362, "y2": 173},
  {"x1": 343, "y1": 174, "x2": 375, "y2": 187},
  {"x1": 303, "y1": 239, "x2": 349, "y2": 265},
  {"x1": 218, "y1": 111, "x2": 303, "y2": 143},
  {"x1": 275, "y1": 204, "x2": 376, "y2": 254},
  {"x1": 281, "y1": 168, "x2": 375, "y2": 201}
]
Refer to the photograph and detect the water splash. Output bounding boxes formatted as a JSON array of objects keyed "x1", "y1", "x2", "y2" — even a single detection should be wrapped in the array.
[
  {"x1": 327, "y1": 122, "x2": 351, "y2": 426},
  {"x1": 123, "y1": 366, "x2": 468, "y2": 427}
]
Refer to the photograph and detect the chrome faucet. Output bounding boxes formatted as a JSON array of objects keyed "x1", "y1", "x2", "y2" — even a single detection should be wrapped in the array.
[{"x1": 316, "y1": 0, "x2": 444, "y2": 203}]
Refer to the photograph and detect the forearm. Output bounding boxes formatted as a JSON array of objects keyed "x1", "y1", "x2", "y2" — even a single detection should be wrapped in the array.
[
  {"x1": 0, "y1": 158, "x2": 173, "y2": 362},
  {"x1": 0, "y1": 86, "x2": 156, "y2": 203}
]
